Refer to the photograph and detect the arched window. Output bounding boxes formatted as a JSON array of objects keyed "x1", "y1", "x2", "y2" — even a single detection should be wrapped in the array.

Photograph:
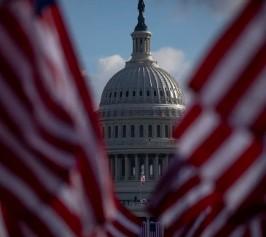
[
  {"x1": 120, "y1": 91, "x2": 122, "y2": 97},
  {"x1": 129, "y1": 155, "x2": 136, "y2": 178},
  {"x1": 139, "y1": 125, "x2": 144, "y2": 137},
  {"x1": 165, "y1": 125, "x2": 169, "y2": 138},
  {"x1": 102, "y1": 127, "x2": 105, "y2": 138},
  {"x1": 108, "y1": 126, "x2": 111, "y2": 138},
  {"x1": 126, "y1": 91, "x2": 129, "y2": 97},
  {"x1": 139, "y1": 90, "x2": 143, "y2": 96},
  {"x1": 115, "y1": 126, "x2": 118, "y2": 138},
  {"x1": 122, "y1": 125, "x2": 126, "y2": 138},
  {"x1": 133, "y1": 91, "x2": 136, "y2": 96},
  {"x1": 157, "y1": 125, "x2": 161, "y2": 137},
  {"x1": 148, "y1": 125, "x2": 153, "y2": 138},
  {"x1": 147, "y1": 90, "x2": 150, "y2": 96},
  {"x1": 158, "y1": 159, "x2": 163, "y2": 176},
  {"x1": 131, "y1": 125, "x2": 135, "y2": 137},
  {"x1": 114, "y1": 92, "x2": 117, "y2": 98},
  {"x1": 154, "y1": 90, "x2": 157, "y2": 96},
  {"x1": 149, "y1": 159, "x2": 154, "y2": 177}
]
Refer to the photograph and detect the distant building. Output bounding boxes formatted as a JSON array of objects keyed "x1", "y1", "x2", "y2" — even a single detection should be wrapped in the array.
[{"x1": 99, "y1": 0, "x2": 185, "y2": 235}]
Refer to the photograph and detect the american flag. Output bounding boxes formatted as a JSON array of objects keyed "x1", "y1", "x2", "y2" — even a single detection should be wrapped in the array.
[
  {"x1": 0, "y1": 0, "x2": 140, "y2": 236},
  {"x1": 149, "y1": 0, "x2": 266, "y2": 236}
]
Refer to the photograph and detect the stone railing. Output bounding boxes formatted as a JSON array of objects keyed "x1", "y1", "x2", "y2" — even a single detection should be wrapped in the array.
[{"x1": 106, "y1": 138, "x2": 176, "y2": 148}]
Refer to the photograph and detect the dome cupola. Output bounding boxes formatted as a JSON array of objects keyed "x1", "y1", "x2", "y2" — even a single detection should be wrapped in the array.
[{"x1": 100, "y1": 0, "x2": 184, "y2": 107}]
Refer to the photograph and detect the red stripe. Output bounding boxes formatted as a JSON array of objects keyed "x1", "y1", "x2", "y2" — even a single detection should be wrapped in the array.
[
  {"x1": 165, "y1": 193, "x2": 221, "y2": 236},
  {"x1": 216, "y1": 140, "x2": 263, "y2": 193},
  {"x1": 109, "y1": 219, "x2": 138, "y2": 237},
  {"x1": 188, "y1": 122, "x2": 232, "y2": 167},
  {"x1": 0, "y1": 187, "x2": 57, "y2": 237},
  {"x1": 251, "y1": 107, "x2": 266, "y2": 136},
  {"x1": 0, "y1": 98, "x2": 71, "y2": 180},
  {"x1": 52, "y1": 198, "x2": 82, "y2": 236},
  {"x1": 216, "y1": 41, "x2": 266, "y2": 118},
  {"x1": 152, "y1": 174, "x2": 200, "y2": 216},
  {"x1": 173, "y1": 104, "x2": 202, "y2": 139},
  {"x1": 77, "y1": 150, "x2": 106, "y2": 224},
  {"x1": 48, "y1": 6, "x2": 103, "y2": 143},
  {"x1": 0, "y1": 9, "x2": 76, "y2": 127},
  {"x1": 189, "y1": 0, "x2": 264, "y2": 92}
]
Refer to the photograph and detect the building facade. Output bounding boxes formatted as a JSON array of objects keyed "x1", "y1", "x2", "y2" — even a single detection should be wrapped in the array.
[{"x1": 99, "y1": 0, "x2": 185, "y2": 228}]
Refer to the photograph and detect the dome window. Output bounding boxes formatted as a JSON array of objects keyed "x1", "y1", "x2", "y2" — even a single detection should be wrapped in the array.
[
  {"x1": 154, "y1": 90, "x2": 157, "y2": 96},
  {"x1": 126, "y1": 91, "x2": 129, "y2": 97},
  {"x1": 157, "y1": 125, "x2": 161, "y2": 137},
  {"x1": 165, "y1": 125, "x2": 169, "y2": 138},
  {"x1": 108, "y1": 126, "x2": 111, "y2": 138},
  {"x1": 139, "y1": 90, "x2": 143, "y2": 96},
  {"x1": 139, "y1": 125, "x2": 144, "y2": 137},
  {"x1": 109, "y1": 92, "x2": 112, "y2": 98},
  {"x1": 148, "y1": 125, "x2": 153, "y2": 138},
  {"x1": 120, "y1": 91, "x2": 123, "y2": 97},
  {"x1": 160, "y1": 90, "x2": 164, "y2": 97},
  {"x1": 122, "y1": 125, "x2": 127, "y2": 137},
  {"x1": 115, "y1": 126, "x2": 119, "y2": 138},
  {"x1": 114, "y1": 92, "x2": 117, "y2": 98},
  {"x1": 147, "y1": 90, "x2": 150, "y2": 96},
  {"x1": 131, "y1": 125, "x2": 135, "y2": 137},
  {"x1": 133, "y1": 91, "x2": 136, "y2": 96},
  {"x1": 166, "y1": 91, "x2": 170, "y2": 97}
]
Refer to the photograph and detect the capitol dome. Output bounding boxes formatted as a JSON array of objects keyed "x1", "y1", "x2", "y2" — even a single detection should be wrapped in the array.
[
  {"x1": 100, "y1": 60, "x2": 184, "y2": 106},
  {"x1": 99, "y1": 0, "x2": 185, "y2": 218}
]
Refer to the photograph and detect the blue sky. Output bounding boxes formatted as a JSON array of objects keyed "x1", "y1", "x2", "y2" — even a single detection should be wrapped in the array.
[{"x1": 58, "y1": 0, "x2": 244, "y2": 104}]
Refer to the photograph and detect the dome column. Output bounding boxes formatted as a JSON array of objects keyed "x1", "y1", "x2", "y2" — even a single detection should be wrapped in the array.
[
  {"x1": 135, "y1": 155, "x2": 139, "y2": 180},
  {"x1": 154, "y1": 155, "x2": 159, "y2": 178},
  {"x1": 115, "y1": 155, "x2": 118, "y2": 181},
  {"x1": 125, "y1": 155, "x2": 129, "y2": 181},
  {"x1": 145, "y1": 154, "x2": 149, "y2": 180}
]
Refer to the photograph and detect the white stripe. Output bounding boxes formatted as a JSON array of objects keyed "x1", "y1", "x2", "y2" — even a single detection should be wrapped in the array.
[
  {"x1": 201, "y1": 5, "x2": 266, "y2": 106},
  {"x1": 0, "y1": 165, "x2": 76, "y2": 237},
  {"x1": 229, "y1": 225, "x2": 245, "y2": 237},
  {"x1": 0, "y1": 205, "x2": 8, "y2": 237},
  {"x1": 105, "y1": 223, "x2": 127, "y2": 237},
  {"x1": 179, "y1": 110, "x2": 219, "y2": 158},
  {"x1": 161, "y1": 181, "x2": 213, "y2": 228},
  {"x1": 225, "y1": 153, "x2": 266, "y2": 210},
  {"x1": 0, "y1": 75, "x2": 75, "y2": 168},
  {"x1": 250, "y1": 218, "x2": 263, "y2": 237},
  {"x1": 231, "y1": 69, "x2": 266, "y2": 127},
  {"x1": 201, "y1": 129, "x2": 252, "y2": 180}
]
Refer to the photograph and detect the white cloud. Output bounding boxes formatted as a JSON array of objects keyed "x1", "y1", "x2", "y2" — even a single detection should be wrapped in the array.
[
  {"x1": 90, "y1": 55, "x2": 125, "y2": 106},
  {"x1": 152, "y1": 47, "x2": 191, "y2": 88},
  {"x1": 90, "y1": 48, "x2": 192, "y2": 106}
]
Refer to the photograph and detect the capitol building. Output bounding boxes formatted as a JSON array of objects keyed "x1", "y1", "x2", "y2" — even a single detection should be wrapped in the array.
[{"x1": 99, "y1": 0, "x2": 185, "y2": 226}]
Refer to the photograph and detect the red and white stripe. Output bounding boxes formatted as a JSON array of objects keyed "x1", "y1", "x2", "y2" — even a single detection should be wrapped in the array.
[
  {"x1": 189, "y1": 0, "x2": 266, "y2": 135},
  {"x1": 0, "y1": 0, "x2": 140, "y2": 236},
  {"x1": 149, "y1": 0, "x2": 266, "y2": 236}
]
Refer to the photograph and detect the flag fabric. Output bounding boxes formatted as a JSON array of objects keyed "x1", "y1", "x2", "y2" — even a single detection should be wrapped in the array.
[
  {"x1": 149, "y1": 0, "x2": 266, "y2": 236},
  {"x1": 0, "y1": 0, "x2": 140, "y2": 236}
]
